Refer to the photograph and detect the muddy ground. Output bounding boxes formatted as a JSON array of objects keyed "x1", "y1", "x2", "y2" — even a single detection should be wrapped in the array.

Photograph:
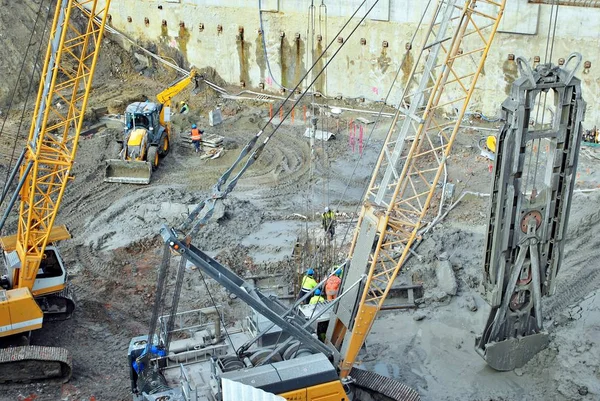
[{"x1": 2, "y1": 5, "x2": 600, "y2": 401}]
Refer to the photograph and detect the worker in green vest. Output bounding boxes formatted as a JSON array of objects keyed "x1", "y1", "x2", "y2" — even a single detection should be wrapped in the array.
[
  {"x1": 322, "y1": 207, "x2": 336, "y2": 240},
  {"x1": 298, "y1": 269, "x2": 318, "y2": 304},
  {"x1": 309, "y1": 288, "x2": 326, "y2": 305}
]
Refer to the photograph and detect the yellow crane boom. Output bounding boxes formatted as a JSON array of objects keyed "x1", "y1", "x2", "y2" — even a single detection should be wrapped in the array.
[
  {"x1": 13, "y1": 0, "x2": 110, "y2": 292},
  {"x1": 0, "y1": 0, "x2": 110, "y2": 383},
  {"x1": 326, "y1": 0, "x2": 506, "y2": 377}
]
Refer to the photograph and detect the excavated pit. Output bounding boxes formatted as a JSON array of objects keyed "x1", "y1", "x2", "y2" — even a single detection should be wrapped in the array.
[{"x1": 1, "y1": 4, "x2": 600, "y2": 401}]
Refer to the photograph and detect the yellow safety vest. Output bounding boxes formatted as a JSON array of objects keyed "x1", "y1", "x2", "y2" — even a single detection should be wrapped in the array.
[
  {"x1": 309, "y1": 295, "x2": 325, "y2": 305},
  {"x1": 301, "y1": 276, "x2": 317, "y2": 291}
]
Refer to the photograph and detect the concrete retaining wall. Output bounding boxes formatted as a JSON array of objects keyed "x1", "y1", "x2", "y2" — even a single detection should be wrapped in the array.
[{"x1": 99, "y1": 0, "x2": 600, "y2": 126}]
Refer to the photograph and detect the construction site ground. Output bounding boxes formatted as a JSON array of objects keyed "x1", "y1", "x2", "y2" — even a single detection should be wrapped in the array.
[{"x1": 2, "y1": 12, "x2": 600, "y2": 401}]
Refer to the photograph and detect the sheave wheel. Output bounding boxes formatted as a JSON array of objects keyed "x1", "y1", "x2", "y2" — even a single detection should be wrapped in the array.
[{"x1": 148, "y1": 146, "x2": 159, "y2": 171}]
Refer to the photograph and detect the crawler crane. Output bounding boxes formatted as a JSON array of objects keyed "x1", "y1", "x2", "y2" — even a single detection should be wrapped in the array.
[
  {"x1": 0, "y1": 0, "x2": 110, "y2": 383},
  {"x1": 127, "y1": 1, "x2": 508, "y2": 400}
]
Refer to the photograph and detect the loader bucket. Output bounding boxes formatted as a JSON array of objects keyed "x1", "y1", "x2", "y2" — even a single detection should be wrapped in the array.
[{"x1": 104, "y1": 159, "x2": 152, "y2": 184}]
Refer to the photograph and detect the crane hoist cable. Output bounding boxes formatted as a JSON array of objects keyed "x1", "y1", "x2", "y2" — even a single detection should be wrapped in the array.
[
  {"x1": 319, "y1": 0, "x2": 328, "y2": 94},
  {"x1": 0, "y1": 0, "x2": 47, "y2": 142},
  {"x1": 293, "y1": 0, "x2": 436, "y2": 280},
  {"x1": 0, "y1": 0, "x2": 53, "y2": 206},
  {"x1": 179, "y1": 0, "x2": 381, "y2": 238},
  {"x1": 330, "y1": 0, "x2": 436, "y2": 250},
  {"x1": 528, "y1": 0, "x2": 560, "y2": 198}
]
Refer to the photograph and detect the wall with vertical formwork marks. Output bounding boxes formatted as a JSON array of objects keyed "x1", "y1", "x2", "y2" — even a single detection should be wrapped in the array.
[{"x1": 99, "y1": 0, "x2": 600, "y2": 125}]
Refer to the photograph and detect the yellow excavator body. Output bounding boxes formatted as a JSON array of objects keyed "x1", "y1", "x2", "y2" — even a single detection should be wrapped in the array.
[
  {"x1": 127, "y1": 128, "x2": 147, "y2": 148},
  {"x1": 278, "y1": 380, "x2": 346, "y2": 401},
  {"x1": 0, "y1": 288, "x2": 43, "y2": 336}
]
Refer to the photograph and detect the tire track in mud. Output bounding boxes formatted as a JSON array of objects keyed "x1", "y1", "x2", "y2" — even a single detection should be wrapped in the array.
[
  {"x1": 232, "y1": 132, "x2": 320, "y2": 210},
  {"x1": 72, "y1": 244, "x2": 113, "y2": 279},
  {"x1": 63, "y1": 184, "x2": 129, "y2": 225},
  {"x1": 60, "y1": 134, "x2": 134, "y2": 234},
  {"x1": 544, "y1": 263, "x2": 600, "y2": 318}
]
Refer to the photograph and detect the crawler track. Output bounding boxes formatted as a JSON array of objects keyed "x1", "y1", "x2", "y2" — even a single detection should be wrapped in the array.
[
  {"x1": 0, "y1": 345, "x2": 72, "y2": 384},
  {"x1": 350, "y1": 367, "x2": 421, "y2": 401}
]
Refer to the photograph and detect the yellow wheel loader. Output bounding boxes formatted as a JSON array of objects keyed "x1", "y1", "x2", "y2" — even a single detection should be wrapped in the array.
[{"x1": 104, "y1": 70, "x2": 203, "y2": 184}]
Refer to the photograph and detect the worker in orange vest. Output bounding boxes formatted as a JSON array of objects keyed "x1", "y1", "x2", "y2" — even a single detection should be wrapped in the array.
[
  {"x1": 325, "y1": 268, "x2": 342, "y2": 300},
  {"x1": 190, "y1": 124, "x2": 203, "y2": 153}
]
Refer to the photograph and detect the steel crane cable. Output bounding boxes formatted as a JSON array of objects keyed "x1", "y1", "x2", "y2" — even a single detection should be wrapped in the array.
[
  {"x1": 300, "y1": 0, "x2": 436, "y2": 275},
  {"x1": 198, "y1": 269, "x2": 236, "y2": 353},
  {"x1": 0, "y1": 0, "x2": 53, "y2": 204},
  {"x1": 328, "y1": 0, "x2": 436, "y2": 254},
  {"x1": 306, "y1": 1, "x2": 317, "y2": 245},
  {"x1": 0, "y1": 0, "x2": 47, "y2": 142},
  {"x1": 297, "y1": 0, "x2": 436, "y2": 280},
  {"x1": 529, "y1": 0, "x2": 560, "y2": 195},
  {"x1": 181, "y1": 0, "x2": 380, "y2": 237}
]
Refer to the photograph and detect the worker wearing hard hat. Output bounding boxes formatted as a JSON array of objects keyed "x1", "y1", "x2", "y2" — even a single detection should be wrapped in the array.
[
  {"x1": 309, "y1": 288, "x2": 326, "y2": 305},
  {"x1": 190, "y1": 124, "x2": 203, "y2": 153},
  {"x1": 325, "y1": 268, "x2": 342, "y2": 300},
  {"x1": 179, "y1": 100, "x2": 190, "y2": 114},
  {"x1": 298, "y1": 269, "x2": 318, "y2": 304},
  {"x1": 322, "y1": 206, "x2": 336, "y2": 240}
]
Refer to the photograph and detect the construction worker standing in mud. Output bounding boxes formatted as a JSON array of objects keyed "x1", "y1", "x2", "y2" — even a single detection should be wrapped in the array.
[
  {"x1": 322, "y1": 207, "x2": 336, "y2": 240},
  {"x1": 298, "y1": 269, "x2": 318, "y2": 304},
  {"x1": 190, "y1": 124, "x2": 203, "y2": 153}
]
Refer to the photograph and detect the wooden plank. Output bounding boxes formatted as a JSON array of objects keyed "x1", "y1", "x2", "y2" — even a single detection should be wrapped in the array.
[{"x1": 180, "y1": 133, "x2": 224, "y2": 148}]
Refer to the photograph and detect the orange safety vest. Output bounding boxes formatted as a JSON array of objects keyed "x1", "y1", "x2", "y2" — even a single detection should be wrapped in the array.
[
  {"x1": 191, "y1": 128, "x2": 202, "y2": 141},
  {"x1": 325, "y1": 275, "x2": 341, "y2": 295}
]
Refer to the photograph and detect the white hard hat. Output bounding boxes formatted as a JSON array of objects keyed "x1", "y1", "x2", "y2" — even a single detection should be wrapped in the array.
[{"x1": 324, "y1": 207, "x2": 329, "y2": 212}]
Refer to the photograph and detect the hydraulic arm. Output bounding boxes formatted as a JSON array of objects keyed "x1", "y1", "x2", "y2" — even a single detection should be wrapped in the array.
[
  {"x1": 155, "y1": 68, "x2": 204, "y2": 128},
  {"x1": 476, "y1": 54, "x2": 585, "y2": 370}
]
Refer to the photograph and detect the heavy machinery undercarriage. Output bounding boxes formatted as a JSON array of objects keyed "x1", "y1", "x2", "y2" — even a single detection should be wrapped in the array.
[{"x1": 476, "y1": 54, "x2": 586, "y2": 370}]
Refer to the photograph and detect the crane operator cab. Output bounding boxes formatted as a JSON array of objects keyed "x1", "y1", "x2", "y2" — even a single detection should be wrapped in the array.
[{"x1": 1, "y1": 225, "x2": 75, "y2": 338}]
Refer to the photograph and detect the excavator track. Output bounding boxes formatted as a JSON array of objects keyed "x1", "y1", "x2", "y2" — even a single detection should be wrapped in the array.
[
  {"x1": 0, "y1": 345, "x2": 72, "y2": 384},
  {"x1": 350, "y1": 367, "x2": 421, "y2": 401},
  {"x1": 38, "y1": 285, "x2": 76, "y2": 322}
]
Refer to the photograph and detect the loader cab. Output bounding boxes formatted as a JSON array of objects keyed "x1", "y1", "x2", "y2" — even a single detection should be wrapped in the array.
[{"x1": 124, "y1": 102, "x2": 163, "y2": 144}]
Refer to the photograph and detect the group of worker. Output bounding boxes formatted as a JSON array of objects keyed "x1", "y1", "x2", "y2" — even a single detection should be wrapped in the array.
[{"x1": 298, "y1": 267, "x2": 343, "y2": 305}]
